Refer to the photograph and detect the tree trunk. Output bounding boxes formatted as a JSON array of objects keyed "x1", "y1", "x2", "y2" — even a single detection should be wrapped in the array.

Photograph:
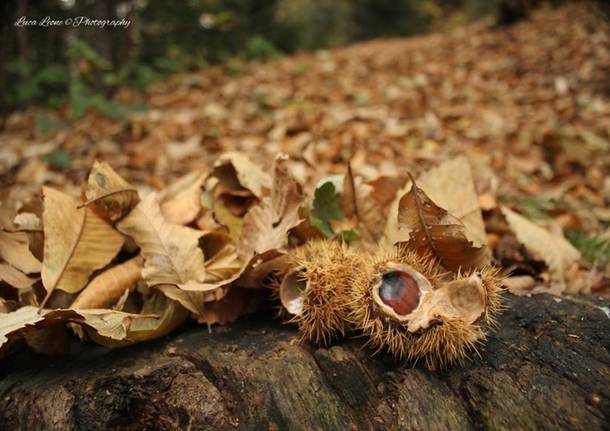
[{"x1": 1, "y1": 293, "x2": 609, "y2": 430}]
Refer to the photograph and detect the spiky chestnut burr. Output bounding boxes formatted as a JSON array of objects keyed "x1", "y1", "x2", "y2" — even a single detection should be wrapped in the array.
[
  {"x1": 277, "y1": 240, "x2": 366, "y2": 345},
  {"x1": 347, "y1": 247, "x2": 503, "y2": 369}
]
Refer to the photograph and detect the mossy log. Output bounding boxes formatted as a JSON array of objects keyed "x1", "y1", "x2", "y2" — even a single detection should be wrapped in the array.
[{"x1": 1, "y1": 293, "x2": 609, "y2": 430}]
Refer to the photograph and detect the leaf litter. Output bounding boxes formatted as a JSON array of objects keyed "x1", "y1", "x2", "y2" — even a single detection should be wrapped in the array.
[{"x1": 0, "y1": 4, "x2": 609, "y2": 356}]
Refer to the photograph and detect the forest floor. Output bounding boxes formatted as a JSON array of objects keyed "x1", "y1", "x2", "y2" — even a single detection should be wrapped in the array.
[{"x1": 0, "y1": 4, "x2": 609, "y2": 356}]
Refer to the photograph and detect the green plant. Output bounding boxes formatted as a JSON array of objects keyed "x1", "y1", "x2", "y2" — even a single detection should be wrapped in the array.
[
  {"x1": 244, "y1": 35, "x2": 282, "y2": 60},
  {"x1": 35, "y1": 112, "x2": 67, "y2": 138},
  {"x1": 566, "y1": 231, "x2": 610, "y2": 265}
]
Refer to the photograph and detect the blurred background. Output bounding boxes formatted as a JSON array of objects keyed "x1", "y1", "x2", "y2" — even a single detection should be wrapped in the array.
[{"x1": 0, "y1": 0, "x2": 593, "y2": 121}]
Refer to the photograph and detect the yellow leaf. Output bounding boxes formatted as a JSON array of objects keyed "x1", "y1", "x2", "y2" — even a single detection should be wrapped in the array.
[
  {"x1": 41, "y1": 187, "x2": 124, "y2": 301},
  {"x1": 201, "y1": 231, "x2": 243, "y2": 282},
  {"x1": 384, "y1": 156, "x2": 486, "y2": 248}
]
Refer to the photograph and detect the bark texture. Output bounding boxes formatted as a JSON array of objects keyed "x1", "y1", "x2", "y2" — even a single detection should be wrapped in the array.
[{"x1": 1, "y1": 293, "x2": 609, "y2": 431}]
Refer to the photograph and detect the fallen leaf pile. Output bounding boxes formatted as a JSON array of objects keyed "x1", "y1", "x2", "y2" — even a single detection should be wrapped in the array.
[{"x1": 1, "y1": 4, "x2": 609, "y2": 356}]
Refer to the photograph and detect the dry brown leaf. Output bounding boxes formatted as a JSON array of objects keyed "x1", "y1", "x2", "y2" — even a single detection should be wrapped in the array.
[
  {"x1": 117, "y1": 193, "x2": 207, "y2": 288},
  {"x1": 24, "y1": 323, "x2": 70, "y2": 355},
  {"x1": 41, "y1": 187, "x2": 124, "y2": 305},
  {"x1": 160, "y1": 171, "x2": 206, "y2": 225},
  {"x1": 0, "y1": 298, "x2": 16, "y2": 313},
  {"x1": 0, "y1": 230, "x2": 41, "y2": 274},
  {"x1": 80, "y1": 161, "x2": 140, "y2": 222},
  {"x1": 212, "y1": 195, "x2": 248, "y2": 242},
  {"x1": 416, "y1": 156, "x2": 487, "y2": 246},
  {"x1": 85, "y1": 292, "x2": 189, "y2": 347},
  {"x1": 200, "y1": 231, "x2": 243, "y2": 282},
  {"x1": 502, "y1": 275, "x2": 537, "y2": 295},
  {"x1": 0, "y1": 306, "x2": 148, "y2": 356},
  {"x1": 72, "y1": 308, "x2": 156, "y2": 341},
  {"x1": 70, "y1": 256, "x2": 144, "y2": 309},
  {"x1": 0, "y1": 263, "x2": 38, "y2": 288},
  {"x1": 119, "y1": 194, "x2": 246, "y2": 316},
  {"x1": 239, "y1": 154, "x2": 304, "y2": 259},
  {"x1": 396, "y1": 175, "x2": 489, "y2": 272},
  {"x1": 212, "y1": 151, "x2": 272, "y2": 199},
  {"x1": 1, "y1": 306, "x2": 57, "y2": 356},
  {"x1": 342, "y1": 164, "x2": 406, "y2": 244},
  {"x1": 501, "y1": 206, "x2": 581, "y2": 289},
  {"x1": 158, "y1": 283, "x2": 229, "y2": 316},
  {"x1": 195, "y1": 287, "x2": 263, "y2": 326}
]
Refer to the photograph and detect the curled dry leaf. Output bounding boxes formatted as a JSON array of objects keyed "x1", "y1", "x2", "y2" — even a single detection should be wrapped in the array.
[
  {"x1": 80, "y1": 161, "x2": 140, "y2": 223},
  {"x1": 70, "y1": 255, "x2": 144, "y2": 309},
  {"x1": 118, "y1": 194, "x2": 241, "y2": 316},
  {"x1": 157, "y1": 233, "x2": 246, "y2": 316},
  {"x1": 0, "y1": 306, "x2": 151, "y2": 357},
  {"x1": 0, "y1": 230, "x2": 41, "y2": 274},
  {"x1": 396, "y1": 175, "x2": 489, "y2": 272},
  {"x1": 160, "y1": 171, "x2": 207, "y2": 225},
  {"x1": 385, "y1": 157, "x2": 486, "y2": 248},
  {"x1": 501, "y1": 206, "x2": 581, "y2": 291},
  {"x1": 502, "y1": 275, "x2": 537, "y2": 295},
  {"x1": 416, "y1": 156, "x2": 487, "y2": 246},
  {"x1": 41, "y1": 187, "x2": 124, "y2": 306},
  {"x1": 240, "y1": 154, "x2": 304, "y2": 259},
  {"x1": 85, "y1": 292, "x2": 189, "y2": 348},
  {"x1": 12, "y1": 212, "x2": 42, "y2": 231},
  {"x1": 212, "y1": 151, "x2": 272, "y2": 199},
  {"x1": 195, "y1": 287, "x2": 264, "y2": 327},
  {"x1": 342, "y1": 163, "x2": 406, "y2": 245},
  {"x1": 118, "y1": 193, "x2": 207, "y2": 288},
  {"x1": 201, "y1": 231, "x2": 243, "y2": 282},
  {"x1": 0, "y1": 263, "x2": 38, "y2": 288},
  {"x1": 157, "y1": 284, "x2": 227, "y2": 316}
]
